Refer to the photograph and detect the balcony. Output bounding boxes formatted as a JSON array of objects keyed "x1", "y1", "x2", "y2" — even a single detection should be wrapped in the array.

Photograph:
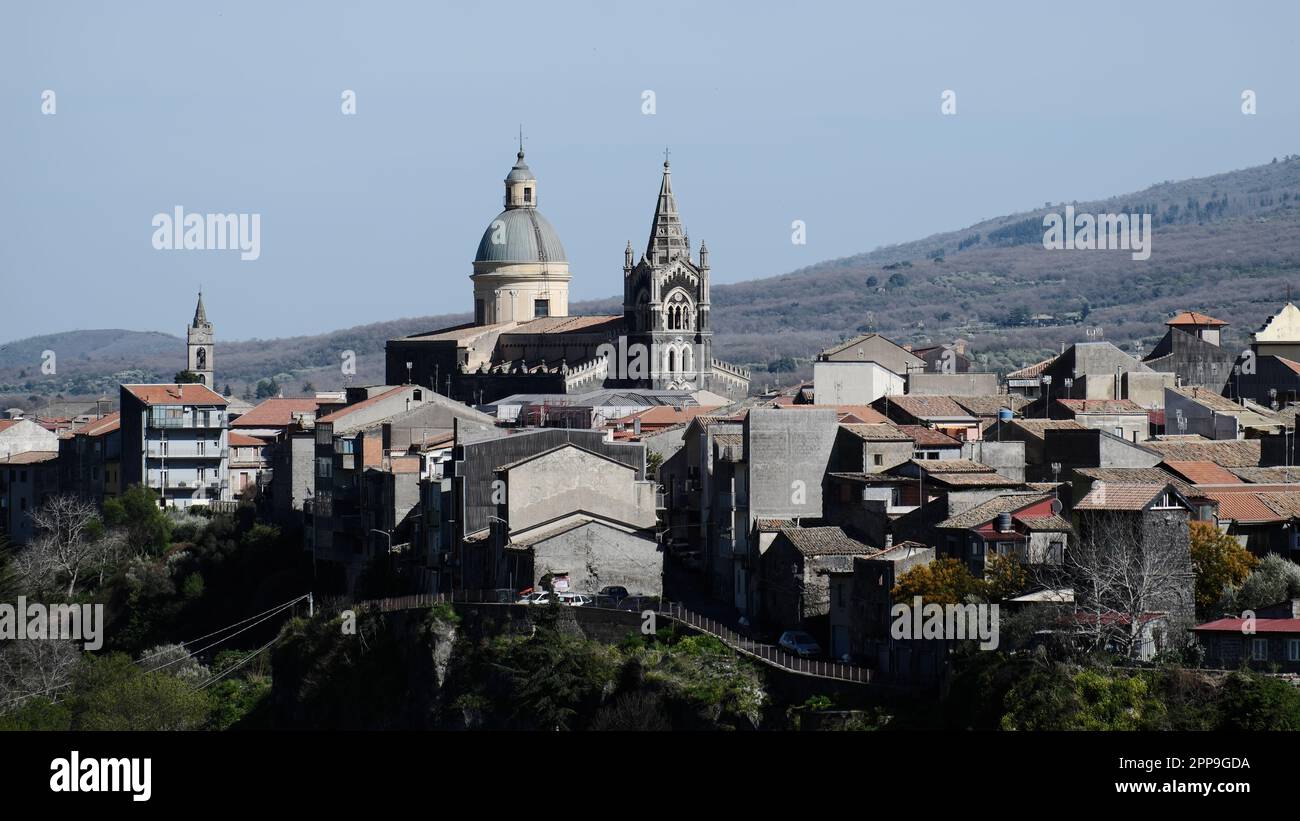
[{"x1": 147, "y1": 449, "x2": 226, "y2": 460}]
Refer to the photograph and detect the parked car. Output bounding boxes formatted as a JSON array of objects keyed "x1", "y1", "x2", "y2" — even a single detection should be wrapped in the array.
[
  {"x1": 778, "y1": 630, "x2": 822, "y2": 658},
  {"x1": 617, "y1": 595, "x2": 661, "y2": 612},
  {"x1": 598, "y1": 586, "x2": 630, "y2": 602},
  {"x1": 558, "y1": 592, "x2": 593, "y2": 606},
  {"x1": 518, "y1": 591, "x2": 553, "y2": 605}
]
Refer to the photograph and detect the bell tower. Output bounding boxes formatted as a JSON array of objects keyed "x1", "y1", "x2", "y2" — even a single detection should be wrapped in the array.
[{"x1": 187, "y1": 290, "x2": 215, "y2": 387}]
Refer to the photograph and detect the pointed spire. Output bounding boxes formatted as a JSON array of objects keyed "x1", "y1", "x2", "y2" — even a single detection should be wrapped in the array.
[
  {"x1": 647, "y1": 153, "x2": 688, "y2": 264},
  {"x1": 193, "y1": 289, "x2": 208, "y2": 327}
]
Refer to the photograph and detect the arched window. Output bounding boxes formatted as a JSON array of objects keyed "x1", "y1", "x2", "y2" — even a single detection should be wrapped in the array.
[{"x1": 668, "y1": 349, "x2": 677, "y2": 374}]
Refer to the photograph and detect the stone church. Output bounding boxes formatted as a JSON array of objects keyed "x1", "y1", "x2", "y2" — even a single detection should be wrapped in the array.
[{"x1": 385, "y1": 148, "x2": 750, "y2": 404}]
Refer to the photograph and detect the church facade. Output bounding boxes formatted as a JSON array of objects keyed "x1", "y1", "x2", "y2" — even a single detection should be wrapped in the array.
[{"x1": 385, "y1": 149, "x2": 749, "y2": 404}]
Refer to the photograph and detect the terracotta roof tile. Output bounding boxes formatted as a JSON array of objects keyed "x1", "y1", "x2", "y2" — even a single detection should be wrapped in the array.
[
  {"x1": 123, "y1": 384, "x2": 227, "y2": 406},
  {"x1": 1074, "y1": 483, "x2": 1169, "y2": 511},
  {"x1": 777, "y1": 526, "x2": 878, "y2": 556},
  {"x1": 1167, "y1": 311, "x2": 1228, "y2": 327},
  {"x1": 1142, "y1": 438, "x2": 1260, "y2": 467},
  {"x1": 232, "y1": 398, "x2": 323, "y2": 428},
  {"x1": 896, "y1": 424, "x2": 961, "y2": 447},
  {"x1": 1160, "y1": 460, "x2": 1243, "y2": 486}
]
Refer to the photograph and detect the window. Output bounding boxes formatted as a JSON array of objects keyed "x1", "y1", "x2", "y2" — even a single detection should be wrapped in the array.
[
  {"x1": 317, "y1": 458, "x2": 333, "y2": 479},
  {"x1": 1252, "y1": 638, "x2": 1268, "y2": 661},
  {"x1": 315, "y1": 424, "x2": 333, "y2": 446},
  {"x1": 533, "y1": 299, "x2": 549, "y2": 318},
  {"x1": 524, "y1": 187, "x2": 532, "y2": 203},
  {"x1": 1289, "y1": 639, "x2": 1300, "y2": 662},
  {"x1": 873, "y1": 453, "x2": 883, "y2": 466},
  {"x1": 197, "y1": 441, "x2": 205, "y2": 456},
  {"x1": 970, "y1": 539, "x2": 984, "y2": 557},
  {"x1": 475, "y1": 298, "x2": 486, "y2": 325},
  {"x1": 1114, "y1": 427, "x2": 1123, "y2": 438}
]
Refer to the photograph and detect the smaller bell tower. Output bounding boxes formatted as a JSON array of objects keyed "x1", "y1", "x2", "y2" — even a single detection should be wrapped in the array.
[{"x1": 187, "y1": 290, "x2": 215, "y2": 387}]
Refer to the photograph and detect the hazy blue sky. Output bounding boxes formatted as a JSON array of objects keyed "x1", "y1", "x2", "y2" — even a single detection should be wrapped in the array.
[{"x1": 2, "y1": 0, "x2": 1298, "y2": 343}]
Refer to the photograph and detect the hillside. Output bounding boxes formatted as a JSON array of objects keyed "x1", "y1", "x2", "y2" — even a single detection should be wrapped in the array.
[{"x1": 6, "y1": 154, "x2": 1300, "y2": 406}]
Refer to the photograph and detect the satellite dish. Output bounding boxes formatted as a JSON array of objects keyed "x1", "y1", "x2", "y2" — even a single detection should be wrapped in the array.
[{"x1": 1050, "y1": 498, "x2": 1064, "y2": 515}]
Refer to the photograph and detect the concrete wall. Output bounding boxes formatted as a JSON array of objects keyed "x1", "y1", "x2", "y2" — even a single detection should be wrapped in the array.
[
  {"x1": 1073, "y1": 413, "x2": 1149, "y2": 443},
  {"x1": 813, "y1": 361, "x2": 903, "y2": 405},
  {"x1": 504, "y1": 444, "x2": 657, "y2": 533},
  {"x1": 744, "y1": 409, "x2": 838, "y2": 523},
  {"x1": 1165, "y1": 390, "x2": 1241, "y2": 440},
  {"x1": 520, "y1": 521, "x2": 661, "y2": 596},
  {"x1": 906, "y1": 372, "x2": 999, "y2": 397},
  {"x1": 961, "y1": 440, "x2": 1026, "y2": 482},
  {"x1": 1123, "y1": 371, "x2": 1175, "y2": 407},
  {"x1": 0, "y1": 420, "x2": 58, "y2": 459}
]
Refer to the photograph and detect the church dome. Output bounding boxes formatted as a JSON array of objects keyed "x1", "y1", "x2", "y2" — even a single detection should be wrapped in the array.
[{"x1": 474, "y1": 207, "x2": 568, "y2": 263}]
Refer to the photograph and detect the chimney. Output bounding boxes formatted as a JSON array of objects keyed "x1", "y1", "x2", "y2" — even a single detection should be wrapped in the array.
[{"x1": 884, "y1": 533, "x2": 894, "y2": 549}]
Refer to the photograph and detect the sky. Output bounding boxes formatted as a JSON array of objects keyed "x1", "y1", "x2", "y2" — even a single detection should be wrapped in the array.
[{"x1": 2, "y1": 0, "x2": 1299, "y2": 343}]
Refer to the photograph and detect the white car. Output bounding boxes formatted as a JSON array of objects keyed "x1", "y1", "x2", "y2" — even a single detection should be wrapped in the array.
[
  {"x1": 518, "y1": 591, "x2": 553, "y2": 605},
  {"x1": 558, "y1": 593, "x2": 593, "y2": 606}
]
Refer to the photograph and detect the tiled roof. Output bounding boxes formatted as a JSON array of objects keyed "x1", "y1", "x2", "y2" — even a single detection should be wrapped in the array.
[
  {"x1": 840, "y1": 423, "x2": 911, "y2": 442},
  {"x1": 1074, "y1": 483, "x2": 1169, "y2": 511},
  {"x1": 1141, "y1": 438, "x2": 1261, "y2": 467},
  {"x1": 228, "y1": 432, "x2": 268, "y2": 447},
  {"x1": 757, "y1": 518, "x2": 794, "y2": 531},
  {"x1": 778, "y1": 526, "x2": 878, "y2": 557},
  {"x1": 513, "y1": 315, "x2": 623, "y2": 334},
  {"x1": 1200, "y1": 490, "x2": 1281, "y2": 523},
  {"x1": 1167, "y1": 311, "x2": 1228, "y2": 328},
  {"x1": 781, "y1": 404, "x2": 889, "y2": 423},
  {"x1": 927, "y1": 472, "x2": 1022, "y2": 488},
  {"x1": 1001, "y1": 419, "x2": 1087, "y2": 440},
  {"x1": 915, "y1": 459, "x2": 993, "y2": 473},
  {"x1": 1193, "y1": 617, "x2": 1300, "y2": 633},
  {"x1": 1230, "y1": 467, "x2": 1300, "y2": 484},
  {"x1": 896, "y1": 424, "x2": 960, "y2": 447},
  {"x1": 1160, "y1": 460, "x2": 1242, "y2": 486},
  {"x1": 937, "y1": 494, "x2": 1049, "y2": 529},
  {"x1": 76, "y1": 412, "x2": 120, "y2": 437},
  {"x1": 953, "y1": 395, "x2": 1029, "y2": 416},
  {"x1": 612, "y1": 405, "x2": 723, "y2": 428},
  {"x1": 1015, "y1": 514, "x2": 1073, "y2": 532},
  {"x1": 1258, "y1": 491, "x2": 1300, "y2": 519},
  {"x1": 0, "y1": 420, "x2": 15, "y2": 433},
  {"x1": 1007, "y1": 356, "x2": 1057, "y2": 379},
  {"x1": 123, "y1": 384, "x2": 228, "y2": 406},
  {"x1": 1056, "y1": 398, "x2": 1147, "y2": 414},
  {"x1": 1169, "y1": 386, "x2": 1249, "y2": 413},
  {"x1": 316, "y1": 386, "x2": 407, "y2": 424},
  {"x1": 1073, "y1": 467, "x2": 1196, "y2": 497},
  {"x1": 0, "y1": 450, "x2": 59, "y2": 465},
  {"x1": 881, "y1": 395, "x2": 973, "y2": 420},
  {"x1": 232, "y1": 398, "x2": 322, "y2": 427}
]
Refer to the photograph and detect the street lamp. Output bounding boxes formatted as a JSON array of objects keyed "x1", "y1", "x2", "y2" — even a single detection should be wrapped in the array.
[{"x1": 1040, "y1": 375, "x2": 1053, "y2": 418}]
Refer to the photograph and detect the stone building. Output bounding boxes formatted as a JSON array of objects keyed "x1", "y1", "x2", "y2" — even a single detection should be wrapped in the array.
[{"x1": 385, "y1": 150, "x2": 749, "y2": 404}]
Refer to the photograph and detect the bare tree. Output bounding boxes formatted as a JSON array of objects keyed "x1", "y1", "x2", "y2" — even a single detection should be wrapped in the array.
[
  {"x1": 0, "y1": 639, "x2": 80, "y2": 712},
  {"x1": 1067, "y1": 511, "x2": 1194, "y2": 659},
  {"x1": 27, "y1": 495, "x2": 101, "y2": 597}
]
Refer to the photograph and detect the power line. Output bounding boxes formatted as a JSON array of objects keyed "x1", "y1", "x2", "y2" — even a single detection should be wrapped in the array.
[{"x1": 140, "y1": 595, "x2": 307, "y2": 674}]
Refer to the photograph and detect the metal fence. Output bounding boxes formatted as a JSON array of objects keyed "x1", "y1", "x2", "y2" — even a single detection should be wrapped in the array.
[{"x1": 354, "y1": 590, "x2": 871, "y2": 685}]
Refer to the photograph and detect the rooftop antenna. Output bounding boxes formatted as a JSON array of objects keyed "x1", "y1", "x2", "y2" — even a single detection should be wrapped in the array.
[{"x1": 518, "y1": 124, "x2": 524, "y2": 155}]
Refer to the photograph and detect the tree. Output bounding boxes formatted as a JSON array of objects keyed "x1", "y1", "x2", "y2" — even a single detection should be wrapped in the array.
[
  {"x1": 222, "y1": 383, "x2": 233, "y2": 397},
  {"x1": 892, "y1": 558, "x2": 982, "y2": 605},
  {"x1": 173, "y1": 370, "x2": 202, "y2": 384},
  {"x1": 1189, "y1": 521, "x2": 1257, "y2": 614},
  {"x1": 301, "y1": 381, "x2": 316, "y2": 393},
  {"x1": 71, "y1": 653, "x2": 211, "y2": 731},
  {"x1": 1231, "y1": 554, "x2": 1300, "y2": 612},
  {"x1": 982, "y1": 554, "x2": 1029, "y2": 601},
  {"x1": 1069, "y1": 511, "x2": 1194, "y2": 659},
  {"x1": 102, "y1": 485, "x2": 172, "y2": 556},
  {"x1": 255, "y1": 379, "x2": 280, "y2": 399},
  {"x1": 767, "y1": 357, "x2": 797, "y2": 373},
  {"x1": 27, "y1": 495, "x2": 101, "y2": 596}
]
